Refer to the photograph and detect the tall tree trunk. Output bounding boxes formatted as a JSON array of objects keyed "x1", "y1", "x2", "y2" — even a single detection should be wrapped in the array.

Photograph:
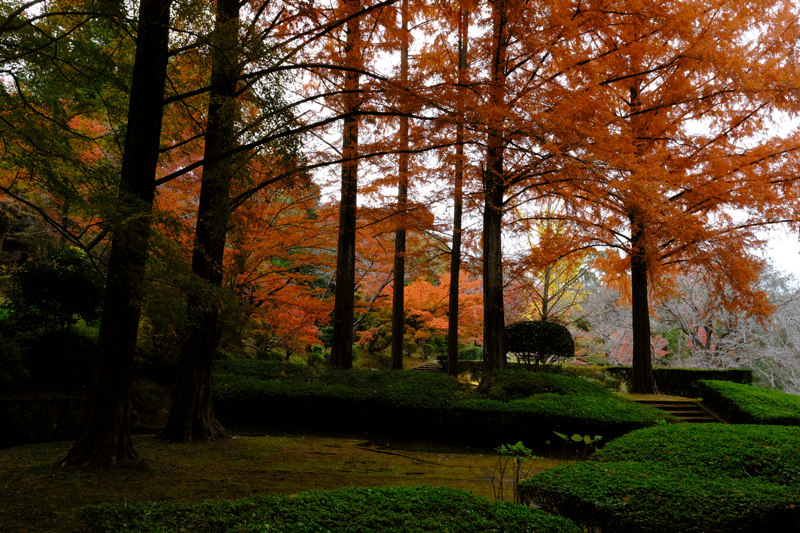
[
  {"x1": 391, "y1": 0, "x2": 409, "y2": 371},
  {"x1": 628, "y1": 206, "x2": 656, "y2": 394},
  {"x1": 60, "y1": 0, "x2": 171, "y2": 467},
  {"x1": 482, "y1": 1, "x2": 507, "y2": 371},
  {"x1": 627, "y1": 84, "x2": 656, "y2": 394},
  {"x1": 160, "y1": 0, "x2": 239, "y2": 442},
  {"x1": 330, "y1": 0, "x2": 361, "y2": 369},
  {"x1": 447, "y1": 7, "x2": 468, "y2": 377}
]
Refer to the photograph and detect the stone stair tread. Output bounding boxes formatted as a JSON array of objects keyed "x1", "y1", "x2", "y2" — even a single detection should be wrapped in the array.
[
  {"x1": 412, "y1": 363, "x2": 441, "y2": 373},
  {"x1": 631, "y1": 397, "x2": 726, "y2": 424}
]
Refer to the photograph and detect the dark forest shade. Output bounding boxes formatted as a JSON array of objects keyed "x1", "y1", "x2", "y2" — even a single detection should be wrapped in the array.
[{"x1": 61, "y1": 0, "x2": 172, "y2": 466}]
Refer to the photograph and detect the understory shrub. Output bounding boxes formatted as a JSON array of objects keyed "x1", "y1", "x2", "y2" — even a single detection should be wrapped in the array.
[
  {"x1": 505, "y1": 321, "x2": 575, "y2": 368},
  {"x1": 518, "y1": 424, "x2": 800, "y2": 533},
  {"x1": 213, "y1": 362, "x2": 674, "y2": 446},
  {"x1": 78, "y1": 486, "x2": 581, "y2": 533},
  {"x1": 697, "y1": 380, "x2": 800, "y2": 425}
]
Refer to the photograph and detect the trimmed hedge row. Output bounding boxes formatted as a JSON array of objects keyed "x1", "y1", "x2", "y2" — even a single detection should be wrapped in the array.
[
  {"x1": 518, "y1": 424, "x2": 800, "y2": 533},
  {"x1": 78, "y1": 486, "x2": 582, "y2": 533},
  {"x1": 212, "y1": 363, "x2": 675, "y2": 446},
  {"x1": 697, "y1": 380, "x2": 800, "y2": 425},
  {"x1": 606, "y1": 367, "x2": 752, "y2": 397}
]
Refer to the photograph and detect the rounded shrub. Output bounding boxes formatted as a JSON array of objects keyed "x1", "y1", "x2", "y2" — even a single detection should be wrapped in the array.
[{"x1": 505, "y1": 321, "x2": 575, "y2": 368}]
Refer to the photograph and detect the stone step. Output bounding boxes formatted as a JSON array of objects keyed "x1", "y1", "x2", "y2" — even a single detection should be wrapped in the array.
[
  {"x1": 634, "y1": 399, "x2": 725, "y2": 423},
  {"x1": 412, "y1": 362, "x2": 441, "y2": 373}
]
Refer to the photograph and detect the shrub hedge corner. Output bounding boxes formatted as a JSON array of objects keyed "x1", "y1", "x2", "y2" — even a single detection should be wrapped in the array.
[
  {"x1": 518, "y1": 423, "x2": 800, "y2": 533},
  {"x1": 697, "y1": 380, "x2": 800, "y2": 425}
]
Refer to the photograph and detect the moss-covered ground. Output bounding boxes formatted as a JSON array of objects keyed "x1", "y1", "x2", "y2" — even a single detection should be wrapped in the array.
[{"x1": 0, "y1": 432, "x2": 569, "y2": 533}]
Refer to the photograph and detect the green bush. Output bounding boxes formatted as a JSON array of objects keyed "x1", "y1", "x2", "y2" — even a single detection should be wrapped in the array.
[
  {"x1": 593, "y1": 424, "x2": 800, "y2": 485},
  {"x1": 215, "y1": 359, "x2": 318, "y2": 383},
  {"x1": 475, "y1": 369, "x2": 618, "y2": 402},
  {"x1": 0, "y1": 332, "x2": 29, "y2": 388},
  {"x1": 459, "y1": 344, "x2": 483, "y2": 361},
  {"x1": 213, "y1": 362, "x2": 674, "y2": 446},
  {"x1": 6, "y1": 246, "x2": 104, "y2": 334},
  {"x1": 77, "y1": 486, "x2": 581, "y2": 533},
  {"x1": 606, "y1": 367, "x2": 752, "y2": 397},
  {"x1": 557, "y1": 365, "x2": 624, "y2": 391},
  {"x1": 520, "y1": 461, "x2": 798, "y2": 533},
  {"x1": 518, "y1": 424, "x2": 800, "y2": 533},
  {"x1": 255, "y1": 349, "x2": 285, "y2": 362},
  {"x1": 505, "y1": 321, "x2": 575, "y2": 368},
  {"x1": 697, "y1": 380, "x2": 800, "y2": 425}
]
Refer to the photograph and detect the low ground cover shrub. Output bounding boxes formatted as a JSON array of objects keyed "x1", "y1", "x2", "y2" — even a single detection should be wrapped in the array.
[
  {"x1": 521, "y1": 461, "x2": 798, "y2": 533},
  {"x1": 475, "y1": 370, "x2": 618, "y2": 401},
  {"x1": 518, "y1": 424, "x2": 800, "y2": 533},
  {"x1": 698, "y1": 380, "x2": 800, "y2": 425},
  {"x1": 593, "y1": 424, "x2": 800, "y2": 485},
  {"x1": 78, "y1": 486, "x2": 581, "y2": 533},
  {"x1": 213, "y1": 362, "x2": 674, "y2": 446}
]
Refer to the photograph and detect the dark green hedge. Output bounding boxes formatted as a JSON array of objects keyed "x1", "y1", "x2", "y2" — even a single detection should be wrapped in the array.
[
  {"x1": 606, "y1": 367, "x2": 752, "y2": 397},
  {"x1": 212, "y1": 363, "x2": 674, "y2": 446},
  {"x1": 518, "y1": 424, "x2": 800, "y2": 533},
  {"x1": 78, "y1": 486, "x2": 581, "y2": 533},
  {"x1": 697, "y1": 380, "x2": 800, "y2": 425},
  {"x1": 593, "y1": 424, "x2": 800, "y2": 485},
  {"x1": 520, "y1": 461, "x2": 798, "y2": 533}
]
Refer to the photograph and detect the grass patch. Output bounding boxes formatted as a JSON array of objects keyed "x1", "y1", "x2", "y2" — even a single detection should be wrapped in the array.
[
  {"x1": 78, "y1": 486, "x2": 581, "y2": 533},
  {"x1": 698, "y1": 380, "x2": 800, "y2": 425}
]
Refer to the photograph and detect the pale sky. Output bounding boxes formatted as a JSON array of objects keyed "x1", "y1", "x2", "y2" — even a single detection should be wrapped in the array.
[{"x1": 761, "y1": 227, "x2": 800, "y2": 280}]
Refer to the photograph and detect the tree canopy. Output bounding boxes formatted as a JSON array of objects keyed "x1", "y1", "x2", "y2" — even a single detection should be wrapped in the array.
[{"x1": 1, "y1": 0, "x2": 800, "y2": 462}]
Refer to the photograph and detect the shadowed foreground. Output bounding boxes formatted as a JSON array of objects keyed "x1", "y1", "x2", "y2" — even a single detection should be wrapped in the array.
[{"x1": 0, "y1": 432, "x2": 569, "y2": 533}]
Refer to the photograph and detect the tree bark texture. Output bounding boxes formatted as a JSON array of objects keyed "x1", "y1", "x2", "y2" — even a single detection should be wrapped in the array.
[
  {"x1": 391, "y1": 0, "x2": 409, "y2": 371},
  {"x1": 627, "y1": 84, "x2": 656, "y2": 394},
  {"x1": 330, "y1": 0, "x2": 361, "y2": 370},
  {"x1": 61, "y1": 0, "x2": 171, "y2": 466},
  {"x1": 629, "y1": 207, "x2": 656, "y2": 394},
  {"x1": 447, "y1": 7, "x2": 468, "y2": 377},
  {"x1": 160, "y1": 0, "x2": 239, "y2": 442},
  {"x1": 482, "y1": 1, "x2": 507, "y2": 371}
]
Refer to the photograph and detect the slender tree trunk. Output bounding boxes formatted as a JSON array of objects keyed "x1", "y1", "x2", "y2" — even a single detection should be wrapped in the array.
[
  {"x1": 482, "y1": 1, "x2": 507, "y2": 371},
  {"x1": 330, "y1": 0, "x2": 361, "y2": 369},
  {"x1": 540, "y1": 264, "x2": 551, "y2": 321},
  {"x1": 391, "y1": 0, "x2": 409, "y2": 371},
  {"x1": 160, "y1": 0, "x2": 239, "y2": 442},
  {"x1": 629, "y1": 206, "x2": 656, "y2": 394},
  {"x1": 60, "y1": 0, "x2": 171, "y2": 467},
  {"x1": 447, "y1": 7, "x2": 468, "y2": 377},
  {"x1": 627, "y1": 84, "x2": 656, "y2": 394}
]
